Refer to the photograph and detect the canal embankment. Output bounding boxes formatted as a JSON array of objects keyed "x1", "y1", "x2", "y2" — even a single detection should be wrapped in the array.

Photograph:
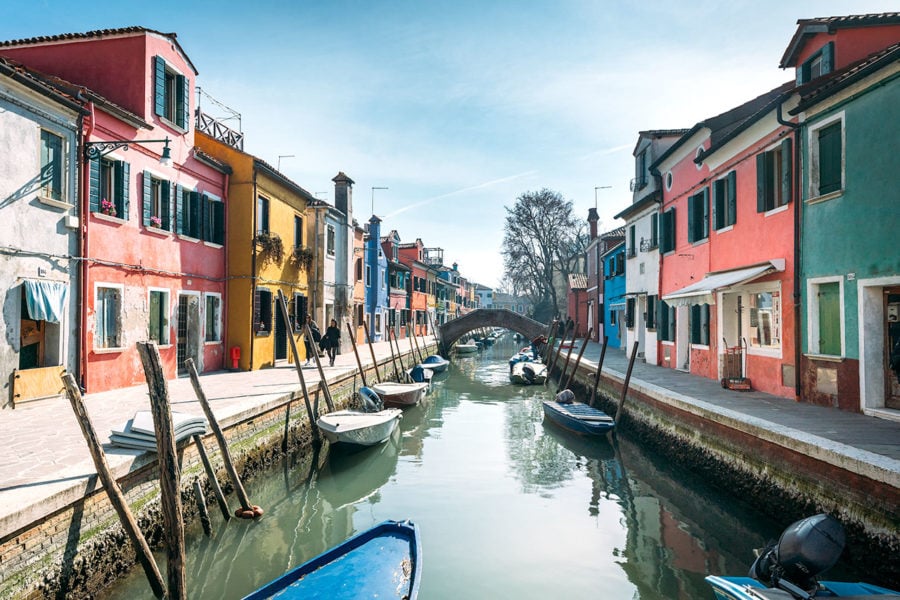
[{"x1": 0, "y1": 337, "x2": 435, "y2": 599}]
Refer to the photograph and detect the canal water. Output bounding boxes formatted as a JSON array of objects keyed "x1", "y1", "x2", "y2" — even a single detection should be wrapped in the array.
[{"x1": 103, "y1": 333, "x2": 808, "y2": 599}]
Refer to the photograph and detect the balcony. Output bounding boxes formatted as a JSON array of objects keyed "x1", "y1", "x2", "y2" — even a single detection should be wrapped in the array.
[{"x1": 629, "y1": 176, "x2": 648, "y2": 192}]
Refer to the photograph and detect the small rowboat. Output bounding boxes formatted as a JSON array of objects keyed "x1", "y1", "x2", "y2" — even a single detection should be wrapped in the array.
[
  {"x1": 242, "y1": 519, "x2": 422, "y2": 599},
  {"x1": 370, "y1": 381, "x2": 429, "y2": 408},
  {"x1": 542, "y1": 390, "x2": 615, "y2": 436},
  {"x1": 509, "y1": 361, "x2": 547, "y2": 385},
  {"x1": 316, "y1": 409, "x2": 401, "y2": 447},
  {"x1": 419, "y1": 354, "x2": 449, "y2": 373},
  {"x1": 454, "y1": 341, "x2": 478, "y2": 354}
]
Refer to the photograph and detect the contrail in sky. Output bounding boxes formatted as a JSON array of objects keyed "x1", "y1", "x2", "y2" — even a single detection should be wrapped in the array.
[
  {"x1": 384, "y1": 169, "x2": 539, "y2": 218},
  {"x1": 577, "y1": 143, "x2": 632, "y2": 162}
]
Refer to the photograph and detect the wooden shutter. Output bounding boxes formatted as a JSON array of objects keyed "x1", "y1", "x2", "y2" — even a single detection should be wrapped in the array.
[
  {"x1": 175, "y1": 185, "x2": 184, "y2": 234},
  {"x1": 727, "y1": 170, "x2": 737, "y2": 226},
  {"x1": 212, "y1": 200, "x2": 225, "y2": 245},
  {"x1": 701, "y1": 187, "x2": 709, "y2": 239},
  {"x1": 201, "y1": 194, "x2": 211, "y2": 241},
  {"x1": 153, "y1": 56, "x2": 166, "y2": 117},
  {"x1": 756, "y1": 153, "x2": 767, "y2": 212},
  {"x1": 253, "y1": 289, "x2": 262, "y2": 333},
  {"x1": 650, "y1": 212, "x2": 658, "y2": 247},
  {"x1": 118, "y1": 161, "x2": 130, "y2": 220},
  {"x1": 163, "y1": 181, "x2": 172, "y2": 230},
  {"x1": 89, "y1": 156, "x2": 100, "y2": 213},
  {"x1": 821, "y1": 42, "x2": 834, "y2": 75},
  {"x1": 626, "y1": 298, "x2": 634, "y2": 328},
  {"x1": 713, "y1": 179, "x2": 723, "y2": 230},
  {"x1": 647, "y1": 295, "x2": 656, "y2": 330},
  {"x1": 818, "y1": 282, "x2": 841, "y2": 355},
  {"x1": 142, "y1": 171, "x2": 152, "y2": 226},
  {"x1": 687, "y1": 194, "x2": 696, "y2": 243},
  {"x1": 691, "y1": 304, "x2": 701, "y2": 344},
  {"x1": 178, "y1": 74, "x2": 190, "y2": 130},
  {"x1": 818, "y1": 122, "x2": 842, "y2": 194},
  {"x1": 781, "y1": 138, "x2": 792, "y2": 204}
]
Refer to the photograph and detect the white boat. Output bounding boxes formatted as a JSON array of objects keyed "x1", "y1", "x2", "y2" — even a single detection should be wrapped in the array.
[
  {"x1": 509, "y1": 361, "x2": 547, "y2": 385},
  {"x1": 418, "y1": 354, "x2": 449, "y2": 373},
  {"x1": 407, "y1": 365, "x2": 433, "y2": 383},
  {"x1": 455, "y1": 341, "x2": 478, "y2": 354},
  {"x1": 370, "y1": 381, "x2": 430, "y2": 407},
  {"x1": 316, "y1": 409, "x2": 402, "y2": 447}
]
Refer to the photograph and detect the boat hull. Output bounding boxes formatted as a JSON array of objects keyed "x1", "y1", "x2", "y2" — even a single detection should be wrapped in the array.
[
  {"x1": 705, "y1": 575, "x2": 900, "y2": 599},
  {"x1": 316, "y1": 409, "x2": 402, "y2": 447},
  {"x1": 509, "y1": 361, "x2": 547, "y2": 385},
  {"x1": 455, "y1": 342, "x2": 478, "y2": 354},
  {"x1": 242, "y1": 520, "x2": 422, "y2": 600},
  {"x1": 542, "y1": 400, "x2": 615, "y2": 436},
  {"x1": 371, "y1": 382, "x2": 429, "y2": 407},
  {"x1": 420, "y1": 355, "x2": 449, "y2": 373}
]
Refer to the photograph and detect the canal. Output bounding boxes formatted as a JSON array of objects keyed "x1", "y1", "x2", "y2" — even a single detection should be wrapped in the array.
[{"x1": 101, "y1": 333, "x2": 847, "y2": 599}]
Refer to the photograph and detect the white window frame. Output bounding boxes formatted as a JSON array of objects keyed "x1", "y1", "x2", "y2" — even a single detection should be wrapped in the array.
[
  {"x1": 148, "y1": 287, "x2": 171, "y2": 346},
  {"x1": 326, "y1": 224, "x2": 336, "y2": 256},
  {"x1": 203, "y1": 292, "x2": 223, "y2": 343},
  {"x1": 807, "y1": 111, "x2": 845, "y2": 203},
  {"x1": 742, "y1": 282, "x2": 783, "y2": 358},
  {"x1": 806, "y1": 276, "x2": 844, "y2": 358},
  {"x1": 94, "y1": 282, "x2": 124, "y2": 351},
  {"x1": 39, "y1": 128, "x2": 67, "y2": 204}
]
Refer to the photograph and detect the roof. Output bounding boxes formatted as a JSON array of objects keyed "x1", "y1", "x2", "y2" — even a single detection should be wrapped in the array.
[
  {"x1": 332, "y1": 171, "x2": 355, "y2": 184},
  {"x1": 650, "y1": 82, "x2": 794, "y2": 172},
  {"x1": 254, "y1": 158, "x2": 317, "y2": 203},
  {"x1": 780, "y1": 13, "x2": 900, "y2": 68},
  {"x1": 790, "y1": 42, "x2": 900, "y2": 114},
  {"x1": 613, "y1": 191, "x2": 660, "y2": 222},
  {"x1": 568, "y1": 274, "x2": 587, "y2": 290},
  {"x1": 193, "y1": 148, "x2": 232, "y2": 175},
  {"x1": 0, "y1": 56, "x2": 87, "y2": 114},
  {"x1": 0, "y1": 26, "x2": 200, "y2": 75},
  {"x1": 632, "y1": 128, "x2": 691, "y2": 156}
]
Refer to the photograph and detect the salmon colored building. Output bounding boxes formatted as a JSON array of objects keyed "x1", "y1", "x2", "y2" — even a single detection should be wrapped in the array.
[
  {"x1": 653, "y1": 82, "x2": 799, "y2": 398},
  {"x1": 0, "y1": 27, "x2": 229, "y2": 392},
  {"x1": 399, "y1": 239, "x2": 431, "y2": 335}
]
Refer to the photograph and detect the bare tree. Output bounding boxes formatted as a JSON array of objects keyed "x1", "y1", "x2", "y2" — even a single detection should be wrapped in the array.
[{"x1": 502, "y1": 189, "x2": 588, "y2": 322}]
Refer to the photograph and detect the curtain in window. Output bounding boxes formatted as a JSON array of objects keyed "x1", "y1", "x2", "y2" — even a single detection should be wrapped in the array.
[{"x1": 24, "y1": 280, "x2": 68, "y2": 323}]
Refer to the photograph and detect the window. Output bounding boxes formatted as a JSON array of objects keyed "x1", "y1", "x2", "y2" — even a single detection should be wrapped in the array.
[
  {"x1": 797, "y1": 42, "x2": 833, "y2": 85},
  {"x1": 254, "y1": 288, "x2": 273, "y2": 335},
  {"x1": 153, "y1": 56, "x2": 190, "y2": 130},
  {"x1": 205, "y1": 294, "x2": 222, "y2": 342},
  {"x1": 626, "y1": 298, "x2": 635, "y2": 329},
  {"x1": 811, "y1": 282, "x2": 841, "y2": 356},
  {"x1": 148, "y1": 290, "x2": 170, "y2": 345},
  {"x1": 634, "y1": 149, "x2": 647, "y2": 190},
  {"x1": 646, "y1": 295, "x2": 657, "y2": 330},
  {"x1": 628, "y1": 226, "x2": 636, "y2": 257},
  {"x1": 356, "y1": 259, "x2": 363, "y2": 282},
  {"x1": 366, "y1": 265, "x2": 371, "y2": 287},
  {"x1": 95, "y1": 285, "x2": 122, "y2": 349},
  {"x1": 203, "y1": 196, "x2": 225, "y2": 244},
  {"x1": 658, "y1": 300, "x2": 675, "y2": 342},
  {"x1": 143, "y1": 171, "x2": 171, "y2": 230},
  {"x1": 756, "y1": 139, "x2": 792, "y2": 212},
  {"x1": 714, "y1": 170, "x2": 737, "y2": 229},
  {"x1": 256, "y1": 196, "x2": 270, "y2": 234},
  {"x1": 690, "y1": 304, "x2": 710, "y2": 345},
  {"x1": 649, "y1": 213, "x2": 658, "y2": 249},
  {"x1": 90, "y1": 157, "x2": 129, "y2": 218},
  {"x1": 40, "y1": 130, "x2": 64, "y2": 201},
  {"x1": 660, "y1": 208, "x2": 676, "y2": 253},
  {"x1": 374, "y1": 313, "x2": 382, "y2": 334},
  {"x1": 810, "y1": 119, "x2": 843, "y2": 198},
  {"x1": 177, "y1": 189, "x2": 201, "y2": 238},
  {"x1": 749, "y1": 291, "x2": 780, "y2": 349},
  {"x1": 326, "y1": 225, "x2": 336, "y2": 256},
  {"x1": 294, "y1": 215, "x2": 303, "y2": 249},
  {"x1": 687, "y1": 187, "x2": 709, "y2": 243}
]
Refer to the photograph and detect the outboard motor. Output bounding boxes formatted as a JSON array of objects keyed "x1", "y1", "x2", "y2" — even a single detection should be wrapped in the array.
[
  {"x1": 409, "y1": 365, "x2": 428, "y2": 383},
  {"x1": 556, "y1": 389, "x2": 575, "y2": 404},
  {"x1": 522, "y1": 364, "x2": 536, "y2": 384},
  {"x1": 750, "y1": 514, "x2": 846, "y2": 597},
  {"x1": 357, "y1": 387, "x2": 384, "y2": 413}
]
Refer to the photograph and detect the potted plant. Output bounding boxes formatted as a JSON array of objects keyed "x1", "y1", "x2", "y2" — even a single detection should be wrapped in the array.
[
  {"x1": 254, "y1": 231, "x2": 284, "y2": 262},
  {"x1": 291, "y1": 245, "x2": 314, "y2": 271},
  {"x1": 100, "y1": 198, "x2": 117, "y2": 217},
  {"x1": 150, "y1": 215, "x2": 162, "y2": 228}
]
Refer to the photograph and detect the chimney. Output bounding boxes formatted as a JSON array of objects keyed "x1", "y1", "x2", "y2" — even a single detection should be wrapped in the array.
[
  {"x1": 587, "y1": 207, "x2": 599, "y2": 239},
  {"x1": 332, "y1": 171, "x2": 354, "y2": 217}
]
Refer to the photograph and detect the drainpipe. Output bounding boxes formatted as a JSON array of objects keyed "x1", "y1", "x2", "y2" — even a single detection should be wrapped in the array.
[
  {"x1": 222, "y1": 170, "x2": 230, "y2": 364},
  {"x1": 650, "y1": 167, "x2": 665, "y2": 366},
  {"x1": 79, "y1": 101, "x2": 96, "y2": 390},
  {"x1": 249, "y1": 167, "x2": 258, "y2": 370},
  {"x1": 777, "y1": 99, "x2": 801, "y2": 399}
]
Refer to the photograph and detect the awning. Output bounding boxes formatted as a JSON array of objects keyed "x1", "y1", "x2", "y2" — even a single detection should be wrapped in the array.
[
  {"x1": 662, "y1": 260, "x2": 784, "y2": 307},
  {"x1": 23, "y1": 280, "x2": 68, "y2": 323}
]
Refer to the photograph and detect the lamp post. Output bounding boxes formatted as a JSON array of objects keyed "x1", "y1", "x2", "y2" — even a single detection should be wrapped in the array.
[
  {"x1": 371, "y1": 186, "x2": 388, "y2": 215},
  {"x1": 84, "y1": 138, "x2": 173, "y2": 167},
  {"x1": 593, "y1": 186, "x2": 611, "y2": 341}
]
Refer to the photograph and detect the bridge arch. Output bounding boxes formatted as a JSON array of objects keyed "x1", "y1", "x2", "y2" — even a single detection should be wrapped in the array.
[{"x1": 438, "y1": 309, "x2": 547, "y2": 351}]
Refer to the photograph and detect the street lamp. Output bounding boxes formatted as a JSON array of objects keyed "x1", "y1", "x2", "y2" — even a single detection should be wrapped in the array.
[
  {"x1": 371, "y1": 186, "x2": 388, "y2": 215},
  {"x1": 84, "y1": 137, "x2": 173, "y2": 167}
]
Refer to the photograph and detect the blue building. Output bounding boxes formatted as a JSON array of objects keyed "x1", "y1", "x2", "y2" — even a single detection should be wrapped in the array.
[
  {"x1": 602, "y1": 242, "x2": 626, "y2": 349},
  {"x1": 365, "y1": 215, "x2": 389, "y2": 341}
]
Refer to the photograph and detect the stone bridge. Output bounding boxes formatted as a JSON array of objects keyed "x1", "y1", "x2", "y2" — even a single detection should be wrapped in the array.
[{"x1": 438, "y1": 309, "x2": 547, "y2": 351}]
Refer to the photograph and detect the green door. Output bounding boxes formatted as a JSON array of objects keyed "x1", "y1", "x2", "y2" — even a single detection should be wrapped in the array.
[{"x1": 818, "y1": 283, "x2": 840, "y2": 356}]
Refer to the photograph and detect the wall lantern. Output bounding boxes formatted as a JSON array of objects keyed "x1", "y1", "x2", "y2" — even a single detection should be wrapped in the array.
[{"x1": 83, "y1": 137, "x2": 173, "y2": 167}]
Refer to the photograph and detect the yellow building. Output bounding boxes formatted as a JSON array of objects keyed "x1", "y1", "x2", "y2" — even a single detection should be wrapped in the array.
[{"x1": 196, "y1": 132, "x2": 316, "y2": 370}]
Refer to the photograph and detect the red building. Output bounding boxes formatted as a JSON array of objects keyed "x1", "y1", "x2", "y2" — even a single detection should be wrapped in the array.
[
  {"x1": 399, "y1": 239, "x2": 430, "y2": 335},
  {"x1": 1, "y1": 28, "x2": 229, "y2": 392},
  {"x1": 382, "y1": 230, "x2": 410, "y2": 339}
]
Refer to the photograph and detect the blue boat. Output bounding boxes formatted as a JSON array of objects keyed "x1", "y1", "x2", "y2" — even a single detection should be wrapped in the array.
[
  {"x1": 242, "y1": 520, "x2": 422, "y2": 600},
  {"x1": 706, "y1": 514, "x2": 900, "y2": 599},
  {"x1": 542, "y1": 390, "x2": 615, "y2": 436},
  {"x1": 419, "y1": 354, "x2": 449, "y2": 373}
]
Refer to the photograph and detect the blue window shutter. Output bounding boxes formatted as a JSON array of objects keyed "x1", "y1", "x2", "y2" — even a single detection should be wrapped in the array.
[
  {"x1": 115, "y1": 161, "x2": 130, "y2": 220},
  {"x1": 821, "y1": 42, "x2": 834, "y2": 75},
  {"x1": 175, "y1": 184, "x2": 184, "y2": 234},
  {"x1": 89, "y1": 156, "x2": 100, "y2": 213},
  {"x1": 153, "y1": 56, "x2": 165, "y2": 117},
  {"x1": 178, "y1": 74, "x2": 190, "y2": 130},
  {"x1": 781, "y1": 138, "x2": 792, "y2": 204},
  {"x1": 142, "y1": 171, "x2": 152, "y2": 226},
  {"x1": 727, "y1": 170, "x2": 737, "y2": 226}
]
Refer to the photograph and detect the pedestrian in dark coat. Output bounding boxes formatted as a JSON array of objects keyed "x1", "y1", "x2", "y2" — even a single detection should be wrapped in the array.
[
  {"x1": 322, "y1": 319, "x2": 341, "y2": 366},
  {"x1": 304, "y1": 317, "x2": 321, "y2": 366}
]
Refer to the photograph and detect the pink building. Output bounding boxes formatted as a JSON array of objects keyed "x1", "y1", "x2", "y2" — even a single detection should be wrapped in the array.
[
  {"x1": 652, "y1": 82, "x2": 798, "y2": 398},
  {"x1": 1, "y1": 28, "x2": 229, "y2": 392}
]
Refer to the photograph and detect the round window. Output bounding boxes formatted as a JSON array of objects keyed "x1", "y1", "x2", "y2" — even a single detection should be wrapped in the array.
[{"x1": 665, "y1": 171, "x2": 673, "y2": 191}]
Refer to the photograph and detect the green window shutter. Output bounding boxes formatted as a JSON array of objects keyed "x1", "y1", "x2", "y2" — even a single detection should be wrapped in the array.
[
  {"x1": 647, "y1": 295, "x2": 656, "y2": 329},
  {"x1": 818, "y1": 122, "x2": 842, "y2": 195},
  {"x1": 177, "y1": 74, "x2": 189, "y2": 130},
  {"x1": 687, "y1": 195, "x2": 696, "y2": 243},
  {"x1": 142, "y1": 171, "x2": 152, "y2": 226},
  {"x1": 212, "y1": 200, "x2": 225, "y2": 245},
  {"x1": 201, "y1": 194, "x2": 210, "y2": 241},
  {"x1": 175, "y1": 185, "x2": 184, "y2": 234},
  {"x1": 713, "y1": 179, "x2": 723, "y2": 230},
  {"x1": 650, "y1": 212, "x2": 658, "y2": 247},
  {"x1": 668, "y1": 208, "x2": 676, "y2": 252},
  {"x1": 118, "y1": 161, "x2": 130, "y2": 220},
  {"x1": 89, "y1": 156, "x2": 101, "y2": 213},
  {"x1": 702, "y1": 187, "x2": 709, "y2": 239},
  {"x1": 781, "y1": 138, "x2": 792, "y2": 204},
  {"x1": 727, "y1": 170, "x2": 737, "y2": 226},
  {"x1": 701, "y1": 305, "x2": 709, "y2": 345},
  {"x1": 818, "y1": 282, "x2": 841, "y2": 355},
  {"x1": 153, "y1": 56, "x2": 165, "y2": 117},
  {"x1": 162, "y1": 181, "x2": 172, "y2": 230},
  {"x1": 821, "y1": 41, "x2": 834, "y2": 75},
  {"x1": 756, "y1": 152, "x2": 767, "y2": 212}
]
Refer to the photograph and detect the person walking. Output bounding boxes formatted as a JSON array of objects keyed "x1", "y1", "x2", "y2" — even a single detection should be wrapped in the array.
[
  {"x1": 322, "y1": 319, "x2": 341, "y2": 367},
  {"x1": 304, "y1": 316, "x2": 321, "y2": 366}
]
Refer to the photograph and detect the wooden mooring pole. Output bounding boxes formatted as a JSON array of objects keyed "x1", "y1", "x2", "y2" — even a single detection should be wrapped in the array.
[
  {"x1": 545, "y1": 319, "x2": 572, "y2": 385},
  {"x1": 347, "y1": 321, "x2": 369, "y2": 387},
  {"x1": 614, "y1": 341, "x2": 641, "y2": 428},
  {"x1": 363, "y1": 318, "x2": 383, "y2": 383},
  {"x1": 556, "y1": 321, "x2": 580, "y2": 393},
  {"x1": 588, "y1": 337, "x2": 609, "y2": 407},
  {"x1": 61, "y1": 373, "x2": 166, "y2": 599},
  {"x1": 408, "y1": 324, "x2": 425, "y2": 364},
  {"x1": 136, "y1": 342, "x2": 186, "y2": 600},
  {"x1": 192, "y1": 434, "x2": 230, "y2": 521},
  {"x1": 563, "y1": 327, "x2": 593, "y2": 391},
  {"x1": 193, "y1": 479, "x2": 212, "y2": 537}
]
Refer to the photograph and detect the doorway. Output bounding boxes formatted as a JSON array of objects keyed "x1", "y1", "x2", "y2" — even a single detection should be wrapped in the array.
[
  {"x1": 886, "y1": 289, "x2": 900, "y2": 410},
  {"x1": 177, "y1": 293, "x2": 201, "y2": 375},
  {"x1": 274, "y1": 302, "x2": 288, "y2": 362}
]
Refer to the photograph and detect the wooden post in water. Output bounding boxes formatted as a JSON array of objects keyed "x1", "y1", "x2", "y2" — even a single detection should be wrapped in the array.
[
  {"x1": 390, "y1": 328, "x2": 409, "y2": 382},
  {"x1": 588, "y1": 336, "x2": 609, "y2": 407},
  {"x1": 277, "y1": 290, "x2": 329, "y2": 419},
  {"x1": 303, "y1": 322, "x2": 335, "y2": 412},
  {"x1": 545, "y1": 319, "x2": 571, "y2": 383},
  {"x1": 183, "y1": 358, "x2": 256, "y2": 514},
  {"x1": 556, "y1": 321, "x2": 580, "y2": 393},
  {"x1": 563, "y1": 327, "x2": 593, "y2": 390},
  {"x1": 540, "y1": 319, "x2": 557, "y2": 362},
  {"x1": 363, "y1": 318, "x2": 382, "y2": 383},
  {"x1": 193, "y1": 479, "x2": 212, "y2": 537},
  {"x1": 614, "y1": 341, "x2": 641, "y2": 428},
  {"x1": 385, "y1": 327, "x2": 402, "y2": 381},
  {"x1": 192, "y1": 434, "x2": 230, "y2": 520},
  {"x1": 346, "y1": 321, "x2": 368, "y2": 387},
  {"x1": 408, "y1": 324, "x2": 425, "y2": 364},
  {"x1": 426, "y1": 311, "x2": 444, "y2": 356},
  {"x1": 61, "y1": 373, "x2": 166, "y2": 599},
  {"x1": 136, "y1": 342, "x2": 186, "y2": 600}
]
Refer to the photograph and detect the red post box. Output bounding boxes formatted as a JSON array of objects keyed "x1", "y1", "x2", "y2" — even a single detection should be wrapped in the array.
[{"x1": 230, "y1": 346, "x2": 241, "y2": 370}]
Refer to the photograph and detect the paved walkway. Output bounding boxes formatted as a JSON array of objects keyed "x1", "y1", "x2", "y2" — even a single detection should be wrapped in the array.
[{"x1": 2, "y1": 334, "x2": 899, "y2": 541}]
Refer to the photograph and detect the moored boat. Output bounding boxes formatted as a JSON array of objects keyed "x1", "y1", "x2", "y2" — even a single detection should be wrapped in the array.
[
  {"x1": 419, "y1": 354, "x2": 449, "y2": 373},
  {"x1": 241, "y1": 519, "x2": 422, "y2": 600},
  {"x1": 316, "y1": 388, "x2": 402, "y2": 447},
  {"x1": 706, "y1": 514, "x2": 900, "y2": 599},
  {"x1": 455, "y1": 341, "x2": 478, "y2": 354},
  {"x1": 542, "y1": 390, "x2": 615, "y2": 436},
  {"x1": 370, "y1": 381, "x2": 429, "y2": 407},
  {"x1": 509, "y1": 361, "x2": 547, "y2": 385},
  {"x1": 407, "y1": 365, "x2": 433, "y2": 383}
]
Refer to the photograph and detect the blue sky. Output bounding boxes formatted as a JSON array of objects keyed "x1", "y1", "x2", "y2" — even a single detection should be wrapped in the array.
[{"x1": 4, "y1": 1, "x2": 896, "y2": 287}]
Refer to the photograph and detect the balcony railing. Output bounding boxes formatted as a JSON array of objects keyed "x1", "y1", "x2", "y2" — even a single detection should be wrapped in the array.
[{"x1": 630, "y1": 176, "x2": 648, "y2": 192}]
